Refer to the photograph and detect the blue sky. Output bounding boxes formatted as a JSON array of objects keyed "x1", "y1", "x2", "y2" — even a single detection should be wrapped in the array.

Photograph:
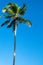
[{"x1": 0, "y1": 0, "x2": 43, "y2": 65}]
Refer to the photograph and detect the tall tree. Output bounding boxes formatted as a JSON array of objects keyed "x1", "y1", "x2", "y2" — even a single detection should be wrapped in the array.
[{"x1": 0, "y1": 3, "x2": 32, "y2": 65}]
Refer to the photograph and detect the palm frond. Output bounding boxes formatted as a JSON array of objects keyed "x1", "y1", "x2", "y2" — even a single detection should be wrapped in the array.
[
  {"x1": 2, "y1": 8, "x2": 7, "y2": 13},
  {"x1": 7, "y1": 3, "x2": 17, "y2": 7},
  {"x1": 7, "y1": 19, "x2": 15, "y2": 28},
  {"x1": 19, "y1": 4, "x2": 26, "y2": 15},
  {"x1": 8, "y1": 7, "x2": 18, "y2": 14},
  {"x1": 2, "y1": 15, "x2": 11, "y2": 19},
  {"x1": 17, "y1": 17, "x2": 32, "y2": 27},
  {"x1": 2, "y1": 7, "x2": 15, "y2": 15},
  {"x1": 4, "y1": 15, "x2": 13, "y2": 18},
  {"x1": 7, "y1": 18, "x2": 18, "y2": 29},
  {"x1": 0, "y1": 15, "x2": 14, "y2": 19},
  {"x1": 7, "y1": 8, "x2": 15, "y2": 14},
  {"x1": 1, "y1": 20, "x2": 10, "y2": 27},
  {"x1": 7, "y1": 21, "x2": 13, "y2": 28},
  {"x1": 7, "y1": 3, "x2": 20, "y2": 14}
]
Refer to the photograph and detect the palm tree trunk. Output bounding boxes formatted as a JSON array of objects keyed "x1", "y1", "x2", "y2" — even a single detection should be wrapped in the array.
[{"x1": 13, "y1": 28, "x2": 16, "y2": 65}]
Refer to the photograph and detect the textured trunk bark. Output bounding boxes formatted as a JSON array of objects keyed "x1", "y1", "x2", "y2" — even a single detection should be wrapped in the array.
[{"x1": 13, "y1": 28, "x2": 16, "y2": 65}]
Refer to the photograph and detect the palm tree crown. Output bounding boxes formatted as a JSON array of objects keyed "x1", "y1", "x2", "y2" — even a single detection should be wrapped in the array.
[{"x1": 1, "y1": 2, "x2": 32, "y2": 31}]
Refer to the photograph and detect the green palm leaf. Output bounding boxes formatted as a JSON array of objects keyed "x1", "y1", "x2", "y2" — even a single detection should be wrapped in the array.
[
  {"x1": 17, "y1": 17, "x2": 32, "y2": 27},
  {"x1": 7, "y1": 3, "x2": 20, "y2": 14},
  {"x1": 2, "y1": 7, "x2": 15, "y2": 15},
  {"x1": 4, "y1": 15, "x2": 12, "y2": 18},
  {"x1": 4, "y1": 15, "x2": 15, "y2": 18},
  {"x1": 2, "y1": 8, "x2": 7, "y2": 13},
  {"x1": 19, "y1": 4, "x2": 26, "y2": 15},
  {"x1": 7, "y1": 18, "x2": 18, "y2": 28},
  {"x1": 1, "y1": 20, "x2": 10, "y2": 27},
  {"x1": 7, "y1": 8, "x2": 15, "y2": 14},
  {"x1": 7, "y1": 3, "x2": 18, "y2": 7},
  {"x1": 7, "y1": 19, "x2": 15, "y2": 28},
  {"x1": 7, "y1": 21, "x2": 13, "y2": 28}
]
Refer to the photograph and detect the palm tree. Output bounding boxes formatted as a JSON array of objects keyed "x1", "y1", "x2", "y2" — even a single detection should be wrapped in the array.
[{"x1": 0, "y1": 3, "x2": 32, "y2": 65}]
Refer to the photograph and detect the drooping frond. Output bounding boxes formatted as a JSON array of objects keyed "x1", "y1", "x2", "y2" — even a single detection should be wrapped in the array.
[
  {"x1": 4, "y1": 15, "x2": 12, "y2": 18},
  {"x1": 2, "y1": 7, "x2": 15, "y2": 15},
  {"x1": 19, "y1": 4, "x2": 26, "y2": 15},
  {"x1": 0, "y1": 15, "x2": 16, "y2": 19},
  {"x1": 7, "y1": 8, "x2": 15, "y2": 14},
  {"x1": 4, "y1": 15, "x2": 15, "y2": 18},
  {"x1": 7, "y1": 3, "x2": 18, "y2": 7},
  {"x1": 2, "y1": 8, "x2": 7, "y2": 13},
  {"x1": 7, "y1": 18, "x2": 18, "y2": 31},
  {"x1": 7, "y1": 3, "x2": 20, "y2": 14},
  {"x1": 7, "y1": 19, "x2": 16, "y2": 28},
  {"x1": 7, "y1": 21, "x2": 13, "y2": 28},
  {"x1": 1, "y1": 20, "x2": 10, "y2": 27},
  {"x1": 17, "y1": 17, "x2": 32, "y2": 27}
]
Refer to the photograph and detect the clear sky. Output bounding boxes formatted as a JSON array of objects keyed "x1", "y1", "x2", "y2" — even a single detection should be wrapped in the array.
[{"x1": 0, "y1": 0, "x2": 43, "y2": 65}]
